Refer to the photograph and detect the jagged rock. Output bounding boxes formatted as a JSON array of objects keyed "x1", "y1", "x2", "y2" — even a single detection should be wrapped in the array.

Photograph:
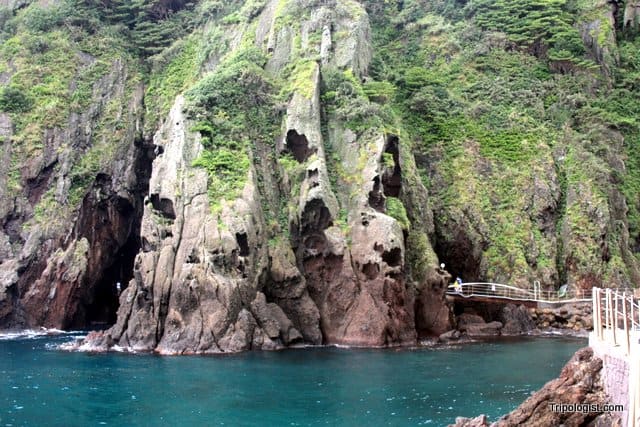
[
  {"x1": 449, "y1": 348, "x2": 619, "y2": 427},
  {"x1": 438, "y1": 329, "x2": 461, "y2": 342},
  {"x1": 457, "y1": 313, "x2": 486, "y2": 328},
  {"x1": 415, "y1": 267, "x2": 453, "y2": 336},
  {"x1": 0, "y1": 57, "x2": 150, "y2": 330},
  {"x1": 531, "y1": 302, "x2": 592, "y2": 333},
  {"x1": 450, "y1": 415, "x2": 488, "y2": 427},
  {"x1": 494, "y1": 347, "x2": 614, "y2": 426}
]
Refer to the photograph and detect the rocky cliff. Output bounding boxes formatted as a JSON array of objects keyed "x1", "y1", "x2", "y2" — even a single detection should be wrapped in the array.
[{"x1": 0, "y1": 0, "x2": 639, "y2": 353}]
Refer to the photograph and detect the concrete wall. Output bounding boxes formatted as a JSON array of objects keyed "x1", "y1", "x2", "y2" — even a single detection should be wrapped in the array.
[{"x1": 590, "y1": 332, "x2": 632, "y2": 426}]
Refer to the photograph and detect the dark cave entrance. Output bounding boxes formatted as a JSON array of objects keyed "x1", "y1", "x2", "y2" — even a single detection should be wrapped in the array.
[
  {"x1": 284, "y1": 130, "x2": 316, "y2": 163},
  {"x1": 69, "y1": 138, "x2": 154, "y2": 330},
  {"x1": 433, "y1": 227, "x2": 483, "y2": 284},
  {"x1": 83, "y1": 231, "x2": 141, "y2": 328},
  {"x1": 382, "y1": 135, "x2": 401, "y2": 198}
]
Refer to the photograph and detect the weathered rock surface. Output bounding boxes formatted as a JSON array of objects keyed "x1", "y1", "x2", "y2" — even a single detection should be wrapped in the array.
[
  {"x1": 0, "y1": 52, "x2": 150, "y2": 330},
  {"x1": 78, "y1": 0, "x2": 447, "y2": 353},
  {"x1": 449, "y1": 347, "x2": 620, "y2": 427},
  {"x1": 461, "y1": 320, "x2": 503, "y2": 337},
  {"x1": 531, "y1": 302, "x2": 593, "y2": 332},
  {"x1": 499, "y1": 304, "x2": 536, "y2": 335},
  {"x1": 3, "y1": 0, "x2": 638, "y2": 357}
]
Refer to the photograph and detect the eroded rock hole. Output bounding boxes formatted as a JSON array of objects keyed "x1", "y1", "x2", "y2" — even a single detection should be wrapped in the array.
[
  {"x1": 236, "y1": 232, "x2": 250, "y2": 257},
  {"x1": 84, "y1": 228, "x2": 140, "y2": 328},
  {"x1": 303, "y1": 233, "x2": 328, "y2": 259},
  {"x1": 368, "y1": 175, "x2": 385, "y2": 212},
  {"x1": 362, "y1": 262, "x2": 379, "y2": 280},
  {"x1": 382, "y1": 135, "x2": 402, "y2": 198},
  {"x1": 382, "y1": 247, "x2": 402, "y2": 267},
  {"x1": 285, "y1": 130, "x2": 315, "y2": 163},
  {"x1": 26, "y1": 160, "x2": 57, "y2": 205},
  {"x1": 308, "y1": 168, "x2": 320, "y2": 188},
  {"x1": 301, "y1": 199, "x2": 332, "y2": 235},
  {"x1": 150, "y1": 193, "x2": 176, "y2": 220}
]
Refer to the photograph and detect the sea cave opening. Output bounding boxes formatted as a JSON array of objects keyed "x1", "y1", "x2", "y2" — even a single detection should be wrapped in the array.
[
  {"x1": 83, "y1": 232, "x2": 140, "y2": 329},
  {"x1": 433, "y1": 229, "x2": 483, "y2": 285},
  {"x1": 69, "y1": 138, "x2": 154, "y2": 330}
]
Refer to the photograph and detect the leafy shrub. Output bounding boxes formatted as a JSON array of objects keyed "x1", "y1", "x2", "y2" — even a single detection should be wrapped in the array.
[
  {"x1": 363, "y1": 80, "x2": 396, "y2": 103},
  {"x1": 186, "y1": 46, "x2": 279, "y2": 210},
  {"x1": 468, "y1": 0, "x2": 585, "y2": 64},
  {"x1": 0, "y1": 86, "x2": 33, "y2": 113},
  {"x1": 20, "y1": 5, "x2": 65, "y2": 33}
]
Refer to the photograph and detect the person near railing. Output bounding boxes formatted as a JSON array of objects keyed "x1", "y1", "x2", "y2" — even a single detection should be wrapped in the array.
[{"x1": 454, "y1": 277, "x2": 462, "y2": 294}]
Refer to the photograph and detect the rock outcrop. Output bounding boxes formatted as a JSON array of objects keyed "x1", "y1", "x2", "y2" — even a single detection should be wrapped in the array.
[
  {"x1": 0, "y1": 41, "x2": 151, "y2": 330},
  {"x1": 77, "y1": 0, "x2": 448, "y2": 353},
  {"x1": 530, "y1": 302, "x2": 593, "y2": 333},
  {"x1": 449, "y1": 347, "x2": 621, "y2": 427},
  {"x1": 499, "y1": 304, "x2": 536, "y2": 336}
]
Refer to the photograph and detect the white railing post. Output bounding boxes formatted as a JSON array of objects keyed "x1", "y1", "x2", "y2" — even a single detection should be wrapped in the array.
[
  {"x1": 599, "y1": 288, "x2": 604, "y2": 339},
  {"x1": 605, "y1": 288, "x2": 611, "y2": 332},
  {"x1": 613, "y1": 290, "x2": 618, "y2": 346},
  {"x1": 598, "y1": 288, "x2": 603, "y2": 339},
  {"x1": 592, "y1": 288, "x2": 599, "y2": 339},
  {"x1": 623, "y1": 292, "x2": 630, "y2": 355}
]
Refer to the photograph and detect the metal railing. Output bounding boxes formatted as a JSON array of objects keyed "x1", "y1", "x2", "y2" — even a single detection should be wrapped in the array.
[
  {"x1": 592, "y1": 287, "x2": 639, "y2": 356},
  {"x1": 592, "y1": 287, "x2": 639, "y2": 427},
  {"x1": 445, "y1": 282, "x2": 592, "y2": 304}
]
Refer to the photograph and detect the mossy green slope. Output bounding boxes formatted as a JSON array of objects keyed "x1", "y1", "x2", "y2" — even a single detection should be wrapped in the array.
[{"x1": 361, "y1": 0, "x2": 640, "y2": 288}]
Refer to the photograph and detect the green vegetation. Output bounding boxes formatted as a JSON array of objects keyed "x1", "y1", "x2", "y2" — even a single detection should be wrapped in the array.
[
  {"x1": 5, "y1": 0, "x2": 640, "y2": 288},
  {"x1": 145, "y1": 36, "x2": 201, "y2": 131},
  {"x1": 362, "y1": 0, "x2": 640, "y2": 284},
  {"x1": 321, "y1": 68, "x2": 391, "y2": 133},
  {"x1": 185, "y1": 46, "x2": 280, "y2": 211},
  {"x1": 469, "y1": 0, "x2": 587, "y2": 63},
  {"x1": 386, "y1": 197, "x2": 410, "y2": 231},
  {"x1": 0, "y1": 86, "x2": 32, "y2": 113},
  {"x1": 0, "y1": 1, "x2": 138, "y2": 201}
]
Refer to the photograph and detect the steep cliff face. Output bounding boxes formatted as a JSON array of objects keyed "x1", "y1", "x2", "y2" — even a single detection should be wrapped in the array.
[
  {"x1": 0, "y1": 0, "x2": 152, "y2": 329},
  {"x1": 1, "y1": 0, "x2": 640, "y2": 353},
  {"x1": 90, "y1": 0, "x2": 440, "y2": 353}
]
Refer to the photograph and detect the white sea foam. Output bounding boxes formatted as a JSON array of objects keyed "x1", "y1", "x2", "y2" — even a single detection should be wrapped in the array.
[{"x1": 0, "y1": 328, "x2": 77, "y2": 340}]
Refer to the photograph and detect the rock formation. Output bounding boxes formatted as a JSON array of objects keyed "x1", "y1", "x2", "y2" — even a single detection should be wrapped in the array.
[
  {"x1": 74, "y1": 0, "x2": 447, "y2": 353},
  {"x1": 0, "y1": 0, "x2": 639, "y2": 354},
  {"x1": 449, "y1": 347, "x2": 622, "y2": 427}
]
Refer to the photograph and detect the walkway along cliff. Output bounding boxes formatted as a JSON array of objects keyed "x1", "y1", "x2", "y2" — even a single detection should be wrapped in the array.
[
  {"x1": 1, "y1": 1, "x2": 640, "y2": 353},
  {"x1": 451, "y1": 287, "x2": 639, "y2": 427}
]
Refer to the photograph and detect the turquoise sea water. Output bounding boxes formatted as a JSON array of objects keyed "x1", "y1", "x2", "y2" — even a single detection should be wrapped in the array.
[{"x1": 0, "y1": 333, "x2": 584, "y2": 426}]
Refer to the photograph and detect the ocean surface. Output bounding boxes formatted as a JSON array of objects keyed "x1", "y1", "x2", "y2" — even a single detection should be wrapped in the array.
[{"x1": 0, "y1": 333, "x2": 584, "y2": 426}]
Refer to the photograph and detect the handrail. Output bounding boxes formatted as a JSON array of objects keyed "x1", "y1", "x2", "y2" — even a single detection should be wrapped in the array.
[
  {"x1": 445, "y1": 282, "x2": 592, "y2": 303},
  {"x1": 591, "y1": 287, "x2": 638, "y2": 427},
  {"x1": 592, "y1": 287, "x2": 639, "y2": 356}
]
